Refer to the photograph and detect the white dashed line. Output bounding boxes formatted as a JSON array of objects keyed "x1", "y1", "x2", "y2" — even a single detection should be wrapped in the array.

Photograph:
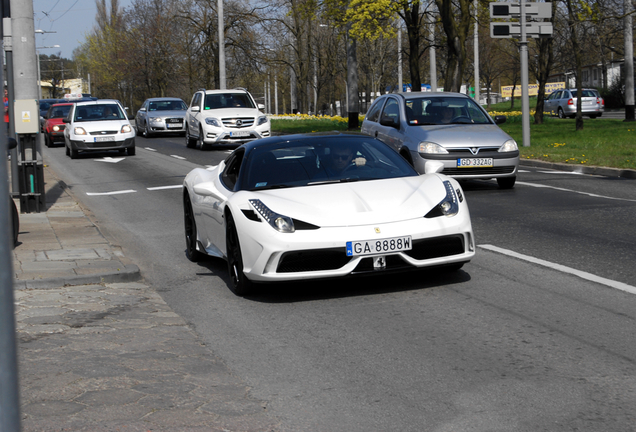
[
  {"x1": 479, "y1": 244, "x2": 636, "y2": 295},
  {"x1": 516, "y1": 181, "x2": 636, "y2": 203},
  {"x1": 144, "y1": 147, "x2": 157, "y2": 152},
  {"x1": 147, "y1": 185, "x2": 182, "y2": 191},
  {"x1": 171, "y1": 155, "x2": 186, "y2": 160},
  {"x1": 86, "y1": 190, "x2": 137, "y2": 196}
]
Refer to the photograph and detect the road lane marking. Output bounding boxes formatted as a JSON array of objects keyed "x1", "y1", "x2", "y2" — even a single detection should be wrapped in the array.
[
  {"x1": 479, "y1": 244, "x2": 636, "y2": 295},
  {"x1": 171, "y1": 155, "x2": 186, "y2": 160},
  {"x1": 86, "y1": 190, "x2": 137, "y2": 196},
  {"x1": 517, "y1": 181, "x2": 636, "y2": 203},
  {"x1": 144, "y1": 147, "x2": 157, "y2": 152},
  {"x1": 147, "y1": 185, "x2": 182, "y2": 191},
  {"x1": 94, "y1": 157, "x2": 125, "y2": 163}
]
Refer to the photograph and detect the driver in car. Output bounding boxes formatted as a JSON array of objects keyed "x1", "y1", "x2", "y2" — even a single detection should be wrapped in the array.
[
  {"x1": 326, "y1": 145, "x2": 366, "y2": 175},
  {"x1": 440, "y1": 106, "x2": 454, "y2": 124}
]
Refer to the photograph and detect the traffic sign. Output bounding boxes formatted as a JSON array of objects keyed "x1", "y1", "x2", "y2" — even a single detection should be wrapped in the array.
[
  {"x1": 489, "y1": 2, "x2": 552, "y2": 19},
  {"x1": 490, "y1": 22, "x2": 553, "y2": 38}
]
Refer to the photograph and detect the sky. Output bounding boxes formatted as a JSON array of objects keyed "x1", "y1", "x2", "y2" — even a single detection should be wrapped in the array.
[{"x1": 32, "y1": 0, "x2": 131, "y2": 60}]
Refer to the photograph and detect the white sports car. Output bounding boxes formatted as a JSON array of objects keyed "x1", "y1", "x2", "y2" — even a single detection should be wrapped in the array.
[{"x1": 183, "y1": 132, "x2": 475, "y2": 295}]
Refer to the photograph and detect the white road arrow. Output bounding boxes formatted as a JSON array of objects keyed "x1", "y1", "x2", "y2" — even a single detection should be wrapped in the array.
[{"x1": 94, "y1": 157, "x2": 126, "y2": 163}]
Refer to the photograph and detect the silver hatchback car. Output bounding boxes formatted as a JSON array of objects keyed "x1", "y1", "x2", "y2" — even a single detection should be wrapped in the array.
[
  {"x1": 544, "y1": 88, "x2": 604, "y2": 119},
  {"x1": 361, "y1": 92, "x2": 519, "y2": 189}
]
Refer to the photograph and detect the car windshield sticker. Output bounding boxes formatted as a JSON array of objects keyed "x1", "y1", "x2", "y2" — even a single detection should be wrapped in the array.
[{"x1": 255, "y1": 182, "x2": 267, "y2": 187}]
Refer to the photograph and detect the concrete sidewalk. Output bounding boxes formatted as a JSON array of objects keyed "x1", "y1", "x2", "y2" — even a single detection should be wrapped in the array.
[{"x1": 11, "y1": 164, "x2": 279, "y2": 431}]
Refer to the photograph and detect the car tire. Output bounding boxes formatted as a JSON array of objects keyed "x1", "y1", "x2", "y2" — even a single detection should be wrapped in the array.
[
  {"x1": 184, "y1": 193, "x2": 205, "y2": 262},
  {"x1": 185, "y1": 127, "x2": 196, "y2": 148},
  {"x1": 65, "y1": 145, "x2": 70, "y2": 156},
  {"x1": 44, "y1": 134, "x2": 50, "y2": 147},
  {"x1": 127, "y1": 146, "x2": 136, "y2": 156},
  {"x1": 70, "y1": 146, "x2": 78, "y2": 159},
  {"x1": 143, "y1": 123, "x2": 152, "y2": 138},
  {"x1": 558, "y1": 108, "x2": 565, "y2": 119},
  {"x1": 136, "y1": 122, "x2": 142, "y2": 136},
  {"x1": 497, "y1": 176, "x2": 516, "y2": 189},
  {"x1": 226, "y1": 212, "x2": 253, "y2": 296},
  {"x1": 196, "y1": 127, "x2": 207, "y2": 150}
]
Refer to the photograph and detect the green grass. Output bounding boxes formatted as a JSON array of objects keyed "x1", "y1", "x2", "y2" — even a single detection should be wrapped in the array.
[
  {"x1": 271, "y1": 118, "x2": 350, "y2": 134},
  {"x1": 271, "y1": 107, "x2": 636, "y2": 171}
]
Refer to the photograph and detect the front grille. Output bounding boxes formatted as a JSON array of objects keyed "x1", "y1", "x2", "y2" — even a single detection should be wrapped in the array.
[
  {"x1": 447, "y1": 147, "x2": 500, "y2": 156},
  {"x1": 166, "y1": 118, "x2": 183, "y2": 123},
  {"x1": 442, "y1": 166, "x2": 515, "y2": 176},
  {"x1": 89, "y1": 131, "x2": 118, "y2": 136},
  {"x1": 352, "y1": 255, "x2": 409, "y2": 273},
  {"x1": 277, "y1": 248, "x2": 350, "y2": 273},
  {"x1": 222, "y1": 117, "x2": 255, "y2": 128},
  {"x1": 404, "y1": 235, "x2": 465, "y2": 260}
]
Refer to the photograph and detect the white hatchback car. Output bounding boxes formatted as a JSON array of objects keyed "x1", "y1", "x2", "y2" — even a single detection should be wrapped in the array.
[
  {"x1": 63, "y1": 99, "x2": 136, "y2": 158},
  {"x1": 185, "y1": 88, "x2": 271, "y2": 150}
]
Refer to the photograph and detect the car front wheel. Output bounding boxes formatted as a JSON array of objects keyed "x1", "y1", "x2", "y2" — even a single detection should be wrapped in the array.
[
  {"x1": 558, "y1": 108, "x2": 565, "y2": 119},
  {"x1": 225, "y1": 212, "x2": 253, "y2": 296},
  {"x1": 185, "y1": 127, "x2": 196, "y2": 148},
  {"x1": 183, "y1": 193, "x2": 204, "y2": 262}
]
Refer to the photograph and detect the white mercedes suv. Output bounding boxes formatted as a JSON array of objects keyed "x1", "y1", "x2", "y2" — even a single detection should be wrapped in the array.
[{"x1": 185, "y1": 88, "x2": 271, "y2": 149}]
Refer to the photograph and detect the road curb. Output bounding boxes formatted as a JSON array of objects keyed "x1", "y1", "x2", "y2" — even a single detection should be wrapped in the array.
[
  {"x1": 13, "y1": 264, "x2": 142, "y2": 290},
  {"x1": 521, "y1": 159, "x2": 636, "y2": 179}
]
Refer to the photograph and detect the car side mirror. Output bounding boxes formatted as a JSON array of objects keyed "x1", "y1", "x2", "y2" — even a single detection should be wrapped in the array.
[
  {"x1": 494, "y1": 115, "x2": 507, "y2": 125},
  {"x1": 380, "y1": 116, "x2": 399, "y2": 128},
  {"x1": 138, "y1": 107, "x2": 146, "y2": 114},
  {"x1": 191, "y1": 106, "x2": 200, "y2": 113},
  {"x1": 257, "y1": 103, "x2": 265, "y2": 110}
]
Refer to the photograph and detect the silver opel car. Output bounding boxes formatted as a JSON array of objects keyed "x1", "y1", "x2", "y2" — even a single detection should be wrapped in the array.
[{"x1": 361, "y1": 92, "x2": 519, "y2": 189}]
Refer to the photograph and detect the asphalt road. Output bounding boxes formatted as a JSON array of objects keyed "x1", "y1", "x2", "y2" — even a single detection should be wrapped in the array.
[{"x1": 41, "y1": 134, "x2": 636, "y2": 431}]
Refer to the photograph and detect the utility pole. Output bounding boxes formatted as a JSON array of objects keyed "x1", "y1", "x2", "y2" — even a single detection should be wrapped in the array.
[
  {"x1": 0, "y1": 1, "x2": 21, "y2": 429},
  {"x1": 11, "y1": 0, "x2": 44, "y2": 212},
  {"x1": 624, "y1": 0, "x2": 635, "y2": 121},
  {"x1": 218, "y1": 0, "x2": 226, "y2": 89}
]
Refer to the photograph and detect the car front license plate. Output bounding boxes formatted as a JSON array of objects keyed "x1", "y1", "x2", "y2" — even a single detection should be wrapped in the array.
[
  {"x1": 457, "y1": 158, "x2": 493, "y2": 168},
  {"x1": 94, "y1": 136, "x2": 115, "y2": 142},
  {"x1": 230, "y1": 130, "x2": 250, "y2": 137},
  {"x1": 346, "y1": 236, "x2": 412, "y2": 257},
  {"x1": 167, "y1": 123, "x2": 183, "y2": 128}
]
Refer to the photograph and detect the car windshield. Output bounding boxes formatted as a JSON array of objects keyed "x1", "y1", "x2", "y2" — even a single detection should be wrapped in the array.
[
  {"x1": 74, "y1": 104, "x2": 125, "y2": 122},
  {"x1": 148, "y1": 100, "x2": 187, "y2": 111},
  {"x1": 204, "y1": 93, "x2": 255, "y2": 110},
  {"x1": 242, "y1": 138, "x2": 418, "y2": 191},
  {"x1": 48, "y1": 105, "x2": 72, "y2": 119},
  {"x1": 405, "y1": 96, "x2": 491, "y2": 125}
]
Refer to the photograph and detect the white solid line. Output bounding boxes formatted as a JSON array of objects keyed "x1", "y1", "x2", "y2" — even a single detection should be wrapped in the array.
[
  {"x1": 147, "y1": 185, "x2": 182, "y2": 191},
  {"x1": 479, "y1": 244, "x2": 636, "y2": 295},
  {"x1": 516, "y1": 181, "x2": 636, "y2": 203},
  {"x1": 171, "y1": 155, "x2": 186, "y2": 160},
  {"x1": 144, "y1": 147, "x2": 157, "y2": 152},
  {"x1": 86, "y1": 190, "x2": 137, "y2": 196}
]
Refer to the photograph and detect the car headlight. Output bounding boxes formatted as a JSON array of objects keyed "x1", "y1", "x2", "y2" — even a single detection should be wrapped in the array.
[
  {"x1": 149, "y1": 117, "x2": 162, "y2": 122},
  {"x1": 249, "y1": 199, "x2": 295, "y2": 233},
  {"x1": 499, "y1": 139, "x2": 518, "y2": 152},
  {"x1": 425, "y1": 180, "x2": 460, "y2": 218},
  {"x1": 52, "y1": 125, "x2": 60, "y2": 132},
  {"x1": 73, "y1": 127, "x2": 87, "y2": 135},
  {"x1": 205, "y1": 117, "x2": 222, "y2": 127},
  {"x1": 418, "y1": 142, "x2": 449, "y2": 154},
  {"x1": 121, "y1": 124, "x2": 133, "y2": 133},
  {"x1": 257, "y1": 115, "x2": 268, "y2": 126}
]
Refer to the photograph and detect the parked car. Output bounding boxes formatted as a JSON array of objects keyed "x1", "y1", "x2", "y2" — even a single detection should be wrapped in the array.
[
  {"x1": 361, "y1": 92, "x2": 519, "y2": 189},
  {"x1": 42, "y1": 103, "x2": 74, "y2": 147},
  {"x1": 544, "y1": 88, "x2": 604, "y2": 118},
  {"x1": 63, "y1": 99, "x2": 136, "y2": 158},
  {"x1": 182, "y1": 132, "x2": 475, "y2": 295},
  {"x1": 135, "y1": 97, "x2": 187, "y2": 138},
  {"x1": 185, "y1": 88, "x2": 271, "y2": 150}
]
